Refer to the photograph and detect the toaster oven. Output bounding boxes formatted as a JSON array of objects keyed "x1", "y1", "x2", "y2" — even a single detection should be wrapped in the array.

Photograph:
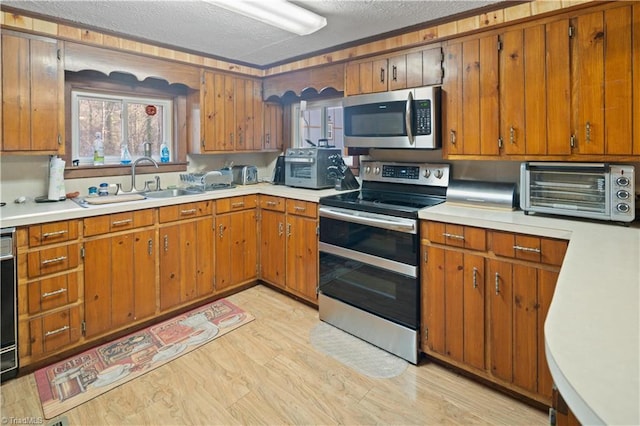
[
  {"x1": 284, "y1": 147, "x2": 342, "y2": 189},
  {"x1": 520, "y1": 162, "x2": 635, "y2": 223}
]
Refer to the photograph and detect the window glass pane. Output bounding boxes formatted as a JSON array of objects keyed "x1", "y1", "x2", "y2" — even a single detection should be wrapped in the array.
[
  {"x1": 77, "y1": 97, "x2": 122, "y2": 160},
  {"x1": 127, "y1": 103, "x2": 165, "y2": 156}
]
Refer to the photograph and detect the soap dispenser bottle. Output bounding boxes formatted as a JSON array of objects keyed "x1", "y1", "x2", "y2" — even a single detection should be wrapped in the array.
[{"x1": 120, "y1": 143, "x2": 132, "y2": 165}]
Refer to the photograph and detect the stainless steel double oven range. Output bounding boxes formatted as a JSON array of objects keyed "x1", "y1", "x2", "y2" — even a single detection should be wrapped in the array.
[{"x1": 318, "y1": 161, "x2": 450, "y2": 364}]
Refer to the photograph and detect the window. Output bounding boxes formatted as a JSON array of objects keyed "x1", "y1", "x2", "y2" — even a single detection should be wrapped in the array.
[
  {"x1": 71, "y1": 90, "x2": 173, "y2": 165},
  {"x1": 293, "y1": 98, "x2": 344, "y2": 149}
]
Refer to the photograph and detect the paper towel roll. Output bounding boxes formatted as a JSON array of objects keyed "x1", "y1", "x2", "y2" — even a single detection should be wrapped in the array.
[{"x1": 48, "y1": 156, "x2": 66, "y2": 201}]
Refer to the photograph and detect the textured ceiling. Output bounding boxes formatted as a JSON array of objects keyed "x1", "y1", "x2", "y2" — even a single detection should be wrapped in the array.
[{"x1": 2, "y1": 0, "x2": 505, "y2": 67}]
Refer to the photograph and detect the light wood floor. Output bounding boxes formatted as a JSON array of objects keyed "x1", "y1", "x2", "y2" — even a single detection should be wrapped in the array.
[{"x1": 1, "y1": 285, "x2": 547, "y2": 425}]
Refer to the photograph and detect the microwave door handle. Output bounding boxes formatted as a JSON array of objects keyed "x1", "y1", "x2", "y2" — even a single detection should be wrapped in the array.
[{"x1": 406, "y1": 91, "x2": 414, "y2": 144}]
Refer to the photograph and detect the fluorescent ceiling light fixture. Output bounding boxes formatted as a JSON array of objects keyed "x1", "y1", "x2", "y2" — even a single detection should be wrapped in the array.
[{"x1": 206, "y1": 0, "x2": 327, "y2": 35}]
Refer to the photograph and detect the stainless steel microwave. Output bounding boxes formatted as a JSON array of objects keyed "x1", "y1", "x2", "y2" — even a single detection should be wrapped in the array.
[
  {"x1": 520, "y1": 162, "x2": 635, "y2": 223},
  {"x1": 343, "y1": 86, "x2": 440, "y2": 149}
]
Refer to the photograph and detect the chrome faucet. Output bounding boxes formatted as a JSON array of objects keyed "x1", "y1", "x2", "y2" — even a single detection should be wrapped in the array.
[{"x1": 125, "y1": 156, "x2": 159, "y2": 193}]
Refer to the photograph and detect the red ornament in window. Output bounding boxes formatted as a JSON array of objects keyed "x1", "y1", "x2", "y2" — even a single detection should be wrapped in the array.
[{"x1": 145, "y1": 105, "x2": 157, "y2": 116}]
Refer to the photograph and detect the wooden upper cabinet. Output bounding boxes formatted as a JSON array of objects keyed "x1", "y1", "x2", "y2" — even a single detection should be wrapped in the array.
[
  {"x1": 634, "y1": 3, "x2": 640, "y2": 156},
  {"x1": 1, "y1": 32, "x2": 63, "y2": 153},
  {"x1": 572, "y1": 6, "x2": 633, "y2": 156},
  {"x1": 546, "y1": 19, "x2": 572, "y2": 156},
  {"x1": 442, "y1": 35, "x2": 499, "y2": 157},
  {"x1": 346, "y1": 47, "x2": 443, "y2": 96},
  {"x1": 199, "y1": 71, "x2": 265, "y2": 153},
  {"x1": 263, "y1": 102, "x2": 283, "y2": 151}
]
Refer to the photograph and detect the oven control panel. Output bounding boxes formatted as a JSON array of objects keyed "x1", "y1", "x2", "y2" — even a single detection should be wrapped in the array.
[{"x1": 361, "y1": 161, "x2": 450, "y2": 187}]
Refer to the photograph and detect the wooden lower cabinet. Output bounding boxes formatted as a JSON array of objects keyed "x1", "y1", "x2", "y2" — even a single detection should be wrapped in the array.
[
  {"x1": 215, "y1": 196, "x2": 257, "y2": 292},
  {"x1": 158, "y1": 201, "x2": 215, "y2": 311},
  {"x1": 84, "y1": 229, "x2": 157, "y2": 337},
  {"x1": 259, "y1": 196, "x2": 319, "y2": 303},
  {"x1": 421, "y1": 220, "x2": 567, "y2": 405}
]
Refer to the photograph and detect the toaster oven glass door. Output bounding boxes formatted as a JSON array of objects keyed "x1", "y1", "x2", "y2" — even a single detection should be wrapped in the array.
[{"x1": 528, "y1": 167, "x2": 608, "y2": 214}]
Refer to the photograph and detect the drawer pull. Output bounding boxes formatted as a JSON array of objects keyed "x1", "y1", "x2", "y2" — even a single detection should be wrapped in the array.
[
  {"x1": 495, "y1": 272, "x2": 500, "y2": 295},
  {"x1": 42, "y1": 256, "x2": 67, "y2": 265},
  {"x1": 287, "y1": 223, "x2": 292, "y2": 237},
  {"x1": 231, "y1": 202, "x2": 245, "y2": 208},
  {"x1": 513, "y1": 245, "x2": 541, "y2": 254},
  {"x1": 219, "y1": 224, "x2": 224, "y2": 238},
  {"x1": 42, "y1": 230, "x2": 68, "y2": 238},
  {"x1": 45, "y1": 325, "x2": 70, "y2": 337},
  {"x1": 472, "y1": 267, "x2": 478, "y2": 289},
  {"x1": 294, "y1": 206, "x2": 306, "y2": 212},
  {"x1": 278, "y1": 222, "x2": 284, "y2": 237},
  {"x1": 180, "y1": 208, "x2": 197, "y2": 215},
  {"x1": 266, "y1": 201, "x2": 278, "y2": 207},
  {"x1": 442, "y1": 232, "x2": 464, "y2": 240},
  {"x1": 42, "y1": 288, "x2": 68, "y2": 298},
  {"x1": 112, "y1": 219, "x2": 132, "y2": 226},
  {"x1": 164, "y1": 235, "x2": 169, "y2": 252}
]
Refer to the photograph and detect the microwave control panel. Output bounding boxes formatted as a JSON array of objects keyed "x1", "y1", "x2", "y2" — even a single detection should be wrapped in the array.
[{"x1": 414, "y1": 100, "x2": 432, "y2": 136}]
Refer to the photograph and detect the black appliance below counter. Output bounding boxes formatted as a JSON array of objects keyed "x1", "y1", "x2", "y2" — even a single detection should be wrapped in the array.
[{"x1": 272, "y1": 155, "x2": 286, "y2": 185}]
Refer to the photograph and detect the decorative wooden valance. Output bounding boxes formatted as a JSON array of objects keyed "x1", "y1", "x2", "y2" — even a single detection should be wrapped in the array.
[
  {"x1": 64, "y1": 42, "x2": 201, "y2": 89},
  {"x1": 262, "y1": 63, "x2": 345, "y2": 101}
]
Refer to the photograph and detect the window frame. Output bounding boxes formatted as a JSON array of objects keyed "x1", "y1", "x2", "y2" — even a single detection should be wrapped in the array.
[
  {"x1": 63, "y1": 71, "x2": 189, "y2": 179},
  {"x1": 71, "y1": 89, "x2": 174, "y2": 166}
]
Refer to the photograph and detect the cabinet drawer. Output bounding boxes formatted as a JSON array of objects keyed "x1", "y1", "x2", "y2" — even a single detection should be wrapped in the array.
[
  {"x1": 84, "y1": 209, "x2": 155, "y2": 236},
  {"x1": 29, "y1": 305, "x2": 81, "y2": 357},
  {"x1": 27, "y1": 244, "x2": 80, "y2": 278},
  {"x1": 28, "y1": 220, "x2": 79, "y2": 247},
  {"x1": 424, "y1": 221, "x2": 486, "y2": 251},
  {"x1": 490, "y1": 231, "x2": 567, "y2": 266},
  {"x1": 286, "y1": 199, "x2": 317, "y2": 218},
  {"x1": 27, "y1": 272, "x2": 79, "y2": 315},
  {"x1": 259, "y1": 195, "x2": 285, "y2": 212},
  {"x1": 217, "y1": 195, "x2": 257, "y2": 213},
  {"x1": 159, "y1": 200, "x2": 213, "y2": 223}
]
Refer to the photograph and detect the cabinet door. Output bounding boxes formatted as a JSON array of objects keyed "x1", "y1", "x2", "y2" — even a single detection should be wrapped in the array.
[
  {"x1": 572, "y1": 11, "x2": 605, "y2": 154},
  {"x1": 442, "y1": 42, "x2": 463, "y2": 155},
  {"x1": 463, "y1": 254, "x2": 485, "y2": 370},
  {"x1": 345, "y1": 62, "x2": 361, "y2": 96},
  {"x1": 159, "y1": 224, "x2": 183, "y2": 311},
  {"x1": 111, "y1": 233, "x2": 135, "y2": 328},
  {"x1": 231, "y1": 209, "x2": 257, "y2": 285},
  {"x1": 223, "y1": 74, "x2": 236, "y2": 150},
  {"x1": 195, "y1": 217, "x2": 215, "y2": 298},
  {"x1": 215, "y1": 214, "x2": 233, "y2": 291},
  {"x1": 1, "y1": 34, "x2": 61, "y2": 153},
  {"x1": 512, "y1": 264, "x2": 538, "y2": 393},
  {"x1": 538, "y1": 269, "x2": 558, "y2": 399},
  {"x1": 546, "y1": 19, "x2": 572, "y2": 155},
  {"x1": 634, "y1": 3, "x2": 640, "y2": 155},
  {"x1": 500, "y1": 29, "x2": 526, "y2": 155},
  {"x1": 422, "y1": 47, "x2": 443, "y2": 86},
  {"x1": 134, "y1": 229, "x2": 157, "y2": 321},
  {"x1": 488, "y1": 259, "x2": 513, "y2": 383},
  {"x1": 423, "y1": 245, "x2": 445, "y2": 355},
  {"x1": 84, "y1": 238, "x2": 113, "y2": 337},
  {"x1": 388, "y1": 54, "x2": 407, "y2": 91},
  {"x1": 260, "y1": 209, "x2": 286, "y2": 288},
  {"x1": 286, "y1": 215, "x2": 318, "y2": 302},
  {"x1": 235, "y1": 77, "x2": 248, "y2": 150},
  {"x1": 263, "y1": 103, "x2": 283, "y2": 150},
  {"x1": 371, "y1": 59, "x2": 388, "y2": 93}
]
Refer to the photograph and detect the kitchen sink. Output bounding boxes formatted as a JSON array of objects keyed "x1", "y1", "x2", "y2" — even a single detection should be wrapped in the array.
[{"x1": 143, "y1": 188, "x2": 203, "y2": 198}]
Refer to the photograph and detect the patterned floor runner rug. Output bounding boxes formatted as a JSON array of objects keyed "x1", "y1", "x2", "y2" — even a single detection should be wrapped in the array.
[{"x1": 34, "y1": 298, "x2": 254, "y2": 419}]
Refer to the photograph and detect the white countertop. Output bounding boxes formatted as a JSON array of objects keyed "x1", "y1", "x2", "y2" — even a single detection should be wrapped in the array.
[
  {"x1": 3, "y1": 190, "x2": 638, "y2": 424},
  {"x1": 0, "y1": 183, "x2": 347, "y2": 228},
  {"x1": 419, "y1": 203, "x2": 640, "y2": 426}
]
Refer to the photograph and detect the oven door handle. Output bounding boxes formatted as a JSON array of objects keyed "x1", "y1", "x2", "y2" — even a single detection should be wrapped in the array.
[
  {"x1": 284, "y1": 157, "x2": 315, "y2": 164},
  {"x1": 319, "y1": 206, "x2": 416, "y2": 234}
]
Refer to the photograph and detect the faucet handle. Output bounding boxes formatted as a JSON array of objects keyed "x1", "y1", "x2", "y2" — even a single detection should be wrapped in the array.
[{"x1": 154, "y1": 175, "x2": 162, "y2": 191}]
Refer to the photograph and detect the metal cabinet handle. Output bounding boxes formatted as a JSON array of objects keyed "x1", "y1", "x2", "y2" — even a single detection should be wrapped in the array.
[
  {"x1": 42, "y1": 230, "x2": 67, "y2": 238},
  {"x1": 180, "y1": 208, "x2": 197, "y2": 216},
  {"x1": 513, "y1": 245, "x2": 541, "y2": 253},
  {"x1": 287, "y1": 223, "x2": 292, "y2": 237},
  {"x1": 495, "y1": 272, "x2": 500, "y2": 295},
  {"x1": 265, "y1": 133, "x2": 271, "y2": 145},
  {"x1": 45, "y1": 325, "x2": 70, "y2": 337},
  {"x1": 570, "y1": 134, "x2": 577, "y2": 148},
  {"x1": 392, "y1": 65, "x2": 398, "y2": 81},
  {"x1": 42, "y1": 256, "x2": 66, "y2": 265},
  {"x1": 509, "y1": 126, "x2": 516, "y2": 144},
  {"x1": 442, "y1": 232, "x2": 464, "y2": 240},
  {"x1": 164, "y1": 235, "x2": 169, "y2": 252},
  {"x1": 148, "y1": 239, "x2": 153, "y2": 256},
  {"x1": 278, "y1": 222, "x2": 284, "y2": 237},
  {"x1": 219, "y1": 224, "x2": 224, "y2": 238},
  {"x1": 449, "y1": 130, "x2": 456, "y2": 145},
  {"x1": 230, "y1": 133, "x2": 234, "y2": 144},
  {"x1": 380, "y1": 68, "x2": 385, "y2": 83},
  {"x1": 294, "y1": 206, "x2": 306, "y2": 212},
  {"x1": 42, "y1": 288, "x2": 67, "y2": 298},
  {"x1": 231, "y1": 202, "x2": 245, "y2": 208},
  {"x1": 266, "y1": 201, "x2": 277, "y2": 207},
  {"x1": 585, "y1": 122, "x2": 591, "y2": 143},
  {"x1": 472, "y1": 267, "x2": 478, "y2": 289},
  {"x1": 112, "y1": 219, "x2": 132, "y2": 226}
]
